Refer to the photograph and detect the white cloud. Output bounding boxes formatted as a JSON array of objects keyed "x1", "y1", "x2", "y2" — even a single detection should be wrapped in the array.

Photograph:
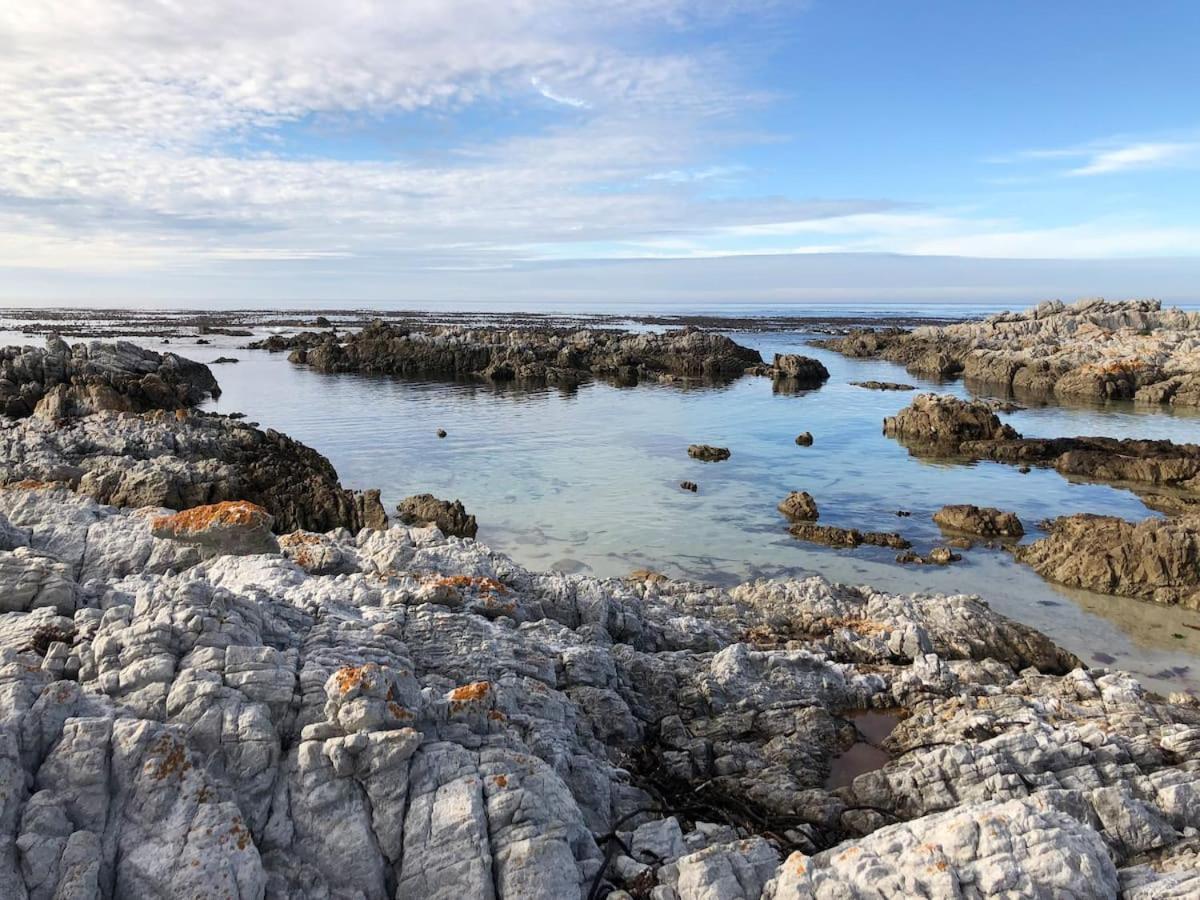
[{"x1": 1067, "y1": 141, "x2": 1198, "y2": 176}]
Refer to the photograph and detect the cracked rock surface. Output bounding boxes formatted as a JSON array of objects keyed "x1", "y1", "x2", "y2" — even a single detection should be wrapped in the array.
[{"x1": 2, "y1": 485, "x2": 1196, "y2": 898}]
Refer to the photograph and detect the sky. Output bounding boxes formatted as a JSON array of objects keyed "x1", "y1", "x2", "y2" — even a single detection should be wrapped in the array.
[{"x1": 1, "y1": 0, "x2": 1199, "y2": 307}]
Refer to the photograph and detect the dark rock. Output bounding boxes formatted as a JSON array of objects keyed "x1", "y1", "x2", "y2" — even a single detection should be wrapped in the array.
[
  {"x1": 437, "y1": 429, "x2": 447, "y2": 438},
  {"x1": 851, "y1": 381, "x2": 916, "y2": 391},
  {"x1": 0, "y1": 336, "x2": 220, "y2": 420},
  {"x1": 789, "y1": 522, "x2": 910, "y2": 549},
  {"x1": 688, "y1": 445, "x2": 731, "y2": 462},
  {"x1": 212, "y1": 357, "x2": 239, "y2": 364},
  {"x1": 770, "y1": 354, "x2": 830, "y2": 387},
  {"x1": 396, "y1": 494, "x2": 478, "y2": 538},
  {"x1": 680, "y1": 481, "x2": 698, "y2": 493},
  {"x1": 795, "y1": 432, "x2": 814, "y2": 447}
]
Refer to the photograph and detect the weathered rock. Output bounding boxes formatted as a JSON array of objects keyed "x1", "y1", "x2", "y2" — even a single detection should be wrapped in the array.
[
  {"x1": 688, "y1": 445, "x2": 731, "y2": 462},
  {"x1": 789, "y1": 522, "x2": 910, "y2": 550},
  {"x1": 777, "y1": 492, "x2": 819, "y2": 521},
  {"x1": 0, "y1": 458, "x2": 1195, "y2": 896},
  {"x1": 396, "y1": 494, "x2": 478, "y2": 538},
  {"x1": 0, "y1": 336, "x2": 219, "y2": 419},
  {"x1": 818, "y1": 298, "x2": 1200, "y2": 407},
  {"x1": 150, "y1": 501, "x2": 279, "y2": 556},
  {"x1": 794, "y1": 432, "x2": 813, "y2": 447},
  {"x1": 0, "y1": 410, "x2": 386, "y2": 534},
  {"x1": 680, "y1": 481, "x2": 698, "y2": 493},
  {"x1": 933, "y1": 504, "x2": 1024, "y2": 537},
  {"x1": 258, "y1": 321, "x2": 763, "y2": 386},
  {"x1": 1015, "y1": 513, "x2": 1200, "y2": 608}
]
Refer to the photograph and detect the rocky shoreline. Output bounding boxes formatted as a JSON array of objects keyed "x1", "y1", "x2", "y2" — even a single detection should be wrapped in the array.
[
  {"x1": 0, "y1": 334, "x2": 1198, "y2": 898},
  {"x1": 815, "y1": 298, "x2": 1200, "y2": 407}
]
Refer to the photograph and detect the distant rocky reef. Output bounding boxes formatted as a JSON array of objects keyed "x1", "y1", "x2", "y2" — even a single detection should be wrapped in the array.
[{"x1": 815, "y1": 298, "x2": 1200, "y2": 406}]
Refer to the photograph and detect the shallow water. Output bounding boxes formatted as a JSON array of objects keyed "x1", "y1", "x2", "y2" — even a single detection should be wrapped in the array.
[{"x1": 4, "y1": 321, "x2": 1199, "y2": 696}]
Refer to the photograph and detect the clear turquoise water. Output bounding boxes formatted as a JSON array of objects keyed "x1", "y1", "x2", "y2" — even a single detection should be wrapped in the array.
[{"x1": 5, "y1": 319, "x2": 1199, "y2": 695}]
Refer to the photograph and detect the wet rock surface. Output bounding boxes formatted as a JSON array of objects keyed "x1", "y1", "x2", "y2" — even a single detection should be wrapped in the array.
[
  {"x1": 396, "y1": 494, "x2": 478, "y2": 539},
  {"x1": 0, "y1": 409, "x2": 385, "y2": 535},
  {"x1": 0, "y1": 336, "x2": 220, "y2": 419},
  {"x1": 756, "y1": 354, "x2": 830, "y2": 388},
  {"x1": 849, "y1": 380, "x2": 915, "y2": 391},
  {"x1": 1015, "y1": 514, "x2": 1200, "y2": 608},
  {"x1": 255, "y1": 321, "x2": 763, "y2": 386},
  {"x1": 817, "y1": 298, "x2": 1200, "y2": 406},
  {"x1": 1, "y1": 486, "x2": 1196, "y2": 898}
]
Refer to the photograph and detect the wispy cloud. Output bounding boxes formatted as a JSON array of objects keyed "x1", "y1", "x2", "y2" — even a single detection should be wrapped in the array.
[
  {"x1": 1066, "y1": 141, "x2": 1197, "y2": 176},
  {"x1": 530, "y1": 76, "x2": 589, "y2": 109},
  {"x1": 996, "y1": 134, "x2": 1200, "y2": 177}
]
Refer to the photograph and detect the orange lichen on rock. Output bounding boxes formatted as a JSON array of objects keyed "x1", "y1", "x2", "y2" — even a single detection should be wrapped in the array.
[
  {"x1": 450, "y1": 681, "x2": 491, "y2": 702},
  {"x1": 151, "y1": 501, "x2": 268, "y2": 535},
  {"x1": 334, "y1": 664, "x2": 374, "y2": 694},
  {"x1": 432, "y1": 574, "x2": 509, "y2": 596},
  {"x1": 492, "y1": 774, "x2": 508, "y2": 788},
  {"x1": 2, "y1": 479, "x2": 64, "y2": 491},
  {"x1": 150, "y1": 735, "x2": 192, "y2": 782},
  {"x1": 387, "y1": 702, "x2": 413, "y2": 720}
]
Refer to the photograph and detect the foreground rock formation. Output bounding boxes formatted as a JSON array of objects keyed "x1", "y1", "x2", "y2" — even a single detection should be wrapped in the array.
[
  {"x1": 1, "y1": 486, "x2": 1197, "y2": 898},
  {"x1": 933, "y1": 504, "x2": 1024, "y2": 538},
  {"x1": 396, "y1": 494, "x2": 478, "y2": 539},
  {"x1": 255, "y1": 322, "x2": 763, "y2": 386},
  {"x1": 816, "y1": 298, "x2": 1200, "y2": 406}
]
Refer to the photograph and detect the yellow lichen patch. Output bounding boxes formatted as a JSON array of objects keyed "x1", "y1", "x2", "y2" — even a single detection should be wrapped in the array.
[
  {"x1": 789, "y1": 855, "x2": 807, "y2": 877},
  {"x1": 450, "y1": 681, "x2": 491, "y2": 702},
  {"x1": 334, "y1": 665, "x2": 374, "y2": 695},
  {"x1": 152, "y1": 501, "x2": 269, "y2": 536},
  {"x1": 493, "y1": 774, "x2": 508, "y2": 788},
  {"x1": 432, "y1": 574, "x2": 510, "y2": 598}
]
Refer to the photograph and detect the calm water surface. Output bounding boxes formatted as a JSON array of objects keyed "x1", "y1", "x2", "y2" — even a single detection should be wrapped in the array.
[{"x1": 7, "y1": 322, "x2": 1199, "y2": 695}]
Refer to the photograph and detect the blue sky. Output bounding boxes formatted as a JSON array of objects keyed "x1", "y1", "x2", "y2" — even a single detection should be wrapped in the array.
[{"x1": 1, "y1": 0, "x2": 1198, "y2": 305}]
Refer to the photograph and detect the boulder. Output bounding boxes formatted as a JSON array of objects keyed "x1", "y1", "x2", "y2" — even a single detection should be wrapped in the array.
[
  {"x1": 778, "y1": 492, "x2": 819, "y2": 521},
  {"x1": 688, "y1": 445, "x2": 731, "y2": 462},
  {"x1": 150, "y1": 501, "x2": 279, "y2": 555},
  {"x1": 933, "y1": 504, "x2": 1024, "y2": 537}
]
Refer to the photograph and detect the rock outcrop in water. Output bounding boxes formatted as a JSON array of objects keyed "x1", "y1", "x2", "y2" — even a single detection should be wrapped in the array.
[
  {"x1": 885, "y1": 394, "x2": 1200, "y2": 512},
  {"x1": 688, "y1": 444, "x2": 731, "y2": 462},
  {"x1": 1, "y1": 485, "x2": 1198, "y2": 898},
  {"x1": 933, "y1": 504, "x2": 1024, "y2": 538},
  {"x1": 816, "y1": 298, "x2": 1200, "y2": 406},
  {"x1": 255, "y1": 322, "x2": 763, "y2": 386},
  {"x1": 1015, "y1": 514, "x2": 1200, "y2": 608},
  {"x1": 0, "y1": 336, "x2": 220, "y2": 418}
]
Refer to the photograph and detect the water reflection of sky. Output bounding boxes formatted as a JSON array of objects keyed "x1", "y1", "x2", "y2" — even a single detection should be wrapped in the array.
[{"x1": 2, "y1": 325, "x2": 1198, "y2": 696}]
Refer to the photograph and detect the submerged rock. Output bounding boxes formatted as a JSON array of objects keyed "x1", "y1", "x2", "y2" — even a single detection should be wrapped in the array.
[
  {"x1": 396, "y1": 493, "x2": 478, "y2": 538},
  {"x1": 688, "y1": 444, "x2": 731, "y2": 462},
  {"x1": 850, "y1": 380, "x2": 915, "y2": 391},
  {"x1": 933, "y1": 504, "x2": 1024, "y2": 537},
  {"x1": 1015, "y1": 513, "x2": 1200, "y2": 608}
]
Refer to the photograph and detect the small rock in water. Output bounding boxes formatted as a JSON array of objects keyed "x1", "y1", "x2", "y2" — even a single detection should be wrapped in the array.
[
  {"x1": 396, "y1": 493, "x2": 478, "y2": 538},
  {"x1": 688, "y1": 444, "x2": 731, "y2": 462},
  {"x1": 1019, "y1": 465, "x2": 1032, "y2": 474},
  {"x1": 777, "y1": 491, "x2": 819, "y2": 521},
  {"x1": 928, "y1": 546, "x2": 960, "y2": 565},
  {"x1": 680, "y1": 481, "x2": 698, "y2": 492},
  {"x1": 437, "y1": 429, "x2": 447, "y2": 438},
  {"x1": 895, "y1": 510, "x2": 911, "y2": 517},
  {"x1": 795, "y1": 432, "x2": 814, "y2": 446},
  {"x1": 211, "y1": 356, "x2": 239, "y2": 364}
]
